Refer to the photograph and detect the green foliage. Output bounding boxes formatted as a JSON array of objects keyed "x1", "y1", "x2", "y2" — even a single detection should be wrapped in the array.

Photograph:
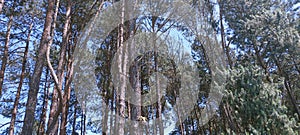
[
  {"x1": 225, "y1": 64, "x2": 299, "y2": 134},
  {"x1": 1, "y1": 0, "x2": 299, "y2": 134}
]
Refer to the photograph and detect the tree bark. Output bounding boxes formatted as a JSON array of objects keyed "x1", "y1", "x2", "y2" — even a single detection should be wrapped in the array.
[
  {"x1": 46, "y1": 0, "x2": 63, "y2": 134},
  {"x1": 153, "y1": 33, "x2": 163, "y2": 135},
  {"x1": 272, "y1": 56, "x2": 300, "y2": 117},
  {"x1": 218, "y1": 1, "x2": 233, "y2": 69},
  {"x1": 21, "y1": 0, "x2": 54, "y2": 134},
  {"x1": 113, "y1": 89, "x2": 119, "y2": 135},
  {"x1": 217, "y1": 1, "x2": 240, "y2": 133},
  {"x1": 0, "y1": 12, "x2": 13, "y2": 96},
  {"x1": 130, "y1": 54, "x2": 141, "y2": 135},
  {"x1": 72, "y1": 103, "x2": 77, "y2": 135},
  {"x1": 59, "y1": 0, "x2": 72, "y2": 134},
  {"x1": 114, "y1": 22, "x2": 121, "y2": 135},
  {"x1": 109, "y1": 93, "x2": 114, "y2": 134},
  {"x1": 37, "y1": 67, "x2": 50, "y2": 135},
  {"x1": 118, "y1": 0, "x2": 126, "y2": 134},
  {"x1": 80, "y1": 113, "x2": 86, "y2": 135},
  {"x1": 60, "y1": 47, "x2": 74, "y2": 134},
  {"x1": 9, "y1": 22, "x2": 33, "y2": 135}
]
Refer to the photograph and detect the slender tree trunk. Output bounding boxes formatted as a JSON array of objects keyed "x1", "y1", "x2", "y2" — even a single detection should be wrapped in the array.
[
  {"x1": 284, "y1": 80, "x2": 300, "y2": 117},
  {"x1": 59, "y1": 0, "x2": 72, "y2": 134},
  {"x1": 60, "y1": 48, "x2": 74, "y2": 134},
  {"x1": 216, "y1": 2, "x2": 238, "y2": 133},
  {"x1": 114, "y1": 23, "x2": 121, "y2": 135},
  {"x1": 102, "y1": 38, "x2": 113, "y2": 135},
  {"x1": 0, "y1": 13, "x2": 13, "y2": 96},
  {"x1": 114, "y1": 89, "x2": 119, "y2": 135},
  {"x1": 81, "y1": 113, "x2": 83, "y2": 135},
  {"x1": 9, "y1": 22, "x2": 33, "y2": 135},
  {"x1": 272, "y1": 56, "x2": 300, "y2": 117},
  {"x1": 46, "y1": 0, "x2": 62, "y2": 134},
  {"x1": 69, "y1": 2, "x2": 103, "y2": 134},
  {"x1": 72, "y1": 103, "x2": 77, "y2": 135},
  {"x1": 154, "y1": 35, "x2": 163, "y2": 135},
  {"x1": 106, "y1": 45, "x2": 114, "y2": 134},
  {"x1": 102, "y1": 98, "x2": 109, "y2": 134},
  {"x1": 130, "y1": 56, "x2": 141, "y2": 135},
  {"x1": 21, "y1": 0, "x2": 54, "y2": 134},
  {"x1": 218, "y1": 1, "x2": 233, "y2": 69},
  {"x1": 109, "y1": 96, "x2": 114, "y2": 134},
  {"x1": 37, "y1": 67, "x2": 50, "y2": 135},
  {"x1": 80, "y1": 113, "x2": 86, "y2": 135},
  {"x1": 175, "y1": 95, "x2": 184, "y2": 135},
  {"x1": 102, "y1": 72, "x2": 111, "y2": 134},
  {"x1": 118, "y1": 0, "x2": 126, "y2": 134},
  {"x1": 127, "y1": 4, "x2": 140, "y2": 134}
]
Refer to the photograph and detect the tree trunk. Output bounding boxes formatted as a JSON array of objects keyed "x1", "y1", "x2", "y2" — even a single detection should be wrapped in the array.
[
  {"x1": 46, "y1": 0, "x2": 62, "y2": 134},
  {"x1": 37, "y1": 67, "x2": 50, "y2": 135},
  {"x1": 0, "y1": 13, "x2": 13, "y2": 96},
  {"x1": 113, "y1": 89, "x2": 118, "y2": 135},
  {"x1": 61, "y1": 43, "x2": 75, "y2": 134},
  {"x1": 21, "y1": 0, "x2": 54, "y2": 134},
  {"x1": 118, "y1": 0, "x2": 126, "y2": 134},
  {"x1": 59, "y1": 0, "x2": 72, "y2": 134},
  {"x1": 218, "y1": 1, "x2": 233, "y2": 69},
  {"x1": 9, "y1": 22, "x2": 33, "y2": 135},
  {"x1": 60, "y1": 48, "x2": 74, "y2": 134},
  {"x1": 175, "y1": 96, "x2": 184, "y2": 134},
  {"x1": 154, "y1": 36, "x2": 163, "y2": 135},
  {"x1": 130, "y1": 54, "x2": 141, "y2": 135},
  {"x1": 109, "y1": 95, "x2": 114, "y2": 134},
  {"x1": 102, "y1": 98, "x2": 109, "y2": 134},
  {"x1": 217, "y1": 1, "x2": 240, "y2": 133},
  {"x1": 114, "y1": 24, "x2": 120, "y2": 135},
  {"x1": 80, "y1": 113, "x2": 86, "y2": 135},
  {"x1": 72, "y1": 103, "x2": 77, "y2": 135}
]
